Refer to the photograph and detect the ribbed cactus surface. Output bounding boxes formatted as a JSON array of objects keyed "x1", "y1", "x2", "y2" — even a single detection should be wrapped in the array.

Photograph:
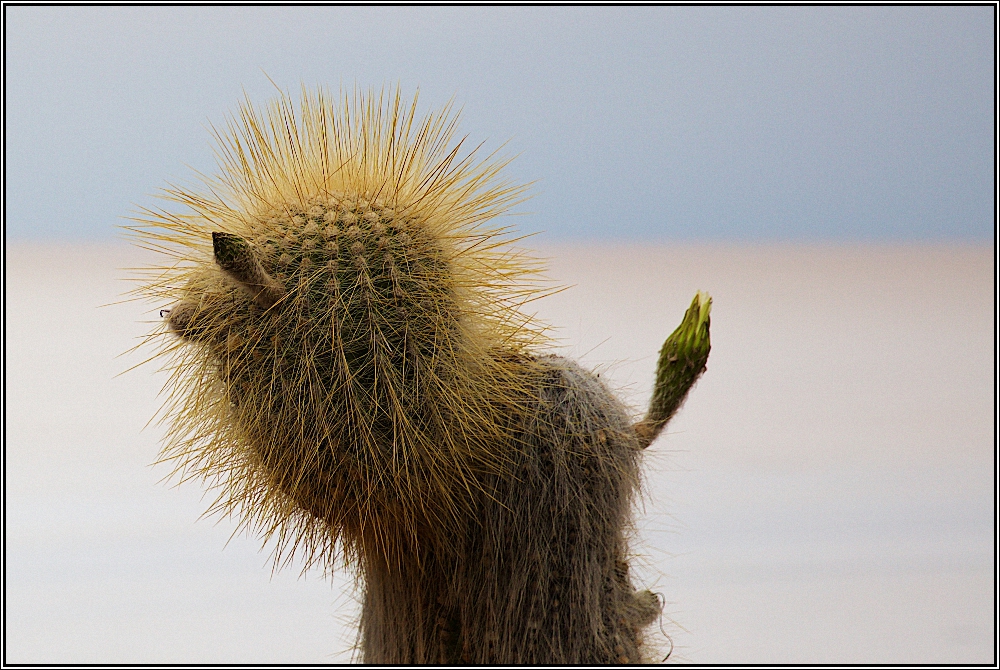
[{"x1": 129, "y1": 86, "x2": 710, "y2": 663}]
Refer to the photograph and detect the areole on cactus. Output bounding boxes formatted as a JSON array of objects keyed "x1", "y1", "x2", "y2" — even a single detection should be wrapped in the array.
[{"x1": 128, "y1": 85, "x2": 711, "y2": 664}]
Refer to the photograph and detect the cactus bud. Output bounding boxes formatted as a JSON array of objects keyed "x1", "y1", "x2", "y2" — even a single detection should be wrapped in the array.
[
  {"x1": 635, "y1": 291, "x2": 712, "y2": 447},
  {"x1": 212, "y1": 232, "x2": 286, "y2": 310}
]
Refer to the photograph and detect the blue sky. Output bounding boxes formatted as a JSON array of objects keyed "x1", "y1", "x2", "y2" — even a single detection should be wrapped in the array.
[{"x1": 4, "y1": 5, "x2": 994, "y2": 241}]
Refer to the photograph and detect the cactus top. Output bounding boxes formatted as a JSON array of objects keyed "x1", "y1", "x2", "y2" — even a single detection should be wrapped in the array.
[{"x1": 128, "y1": 87, "x2": 551, "y2": 568}]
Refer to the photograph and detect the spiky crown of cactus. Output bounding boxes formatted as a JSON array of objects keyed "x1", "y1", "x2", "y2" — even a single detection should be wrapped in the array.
[{"x1": 128, "y1": 87, "x2": 551, "y2": 569}]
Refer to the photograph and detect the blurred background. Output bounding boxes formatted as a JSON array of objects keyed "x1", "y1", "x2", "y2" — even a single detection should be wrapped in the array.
[
  {"x1": 5, "y1": 5, "x2": 994, "y2": 243},
  {"x1": 5, "y1": 5, "x2": 995, "y2": 664}
]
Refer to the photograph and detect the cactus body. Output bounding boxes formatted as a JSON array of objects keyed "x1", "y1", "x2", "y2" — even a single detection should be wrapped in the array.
[{"x1": 129, "y1": 87, "x2": 709, "y2": 663}]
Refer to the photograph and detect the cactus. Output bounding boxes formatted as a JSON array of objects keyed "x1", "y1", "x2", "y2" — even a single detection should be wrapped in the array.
[{"x1": 129, "y1": 86, "x2": 711, "y2": 664}]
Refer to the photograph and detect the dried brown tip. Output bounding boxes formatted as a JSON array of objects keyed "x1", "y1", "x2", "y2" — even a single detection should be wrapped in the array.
[{"x1": 165, "y1": 302, "x2": 197, "y2": 336}]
